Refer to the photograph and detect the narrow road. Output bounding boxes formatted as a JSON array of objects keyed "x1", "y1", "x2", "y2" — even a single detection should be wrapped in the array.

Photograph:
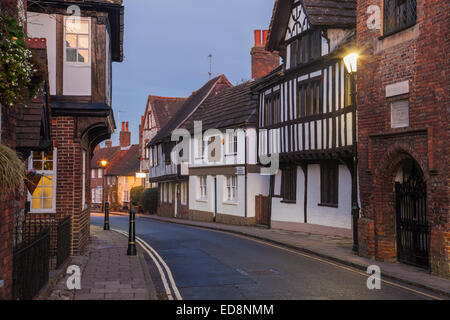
[{"x1": 91, "y1": 213, "x2": 440, "y2": 300}]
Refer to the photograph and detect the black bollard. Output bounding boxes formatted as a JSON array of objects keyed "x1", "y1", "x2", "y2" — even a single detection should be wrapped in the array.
[
  {"x1": 127, "y1": 209, "x2": 137, "y2": 256},
  {"x1": 104, "y1": 202, "x2": 110, "y2": 230}
]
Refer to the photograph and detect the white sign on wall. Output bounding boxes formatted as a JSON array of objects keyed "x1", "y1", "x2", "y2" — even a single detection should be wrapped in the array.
[
  {"x1": 391, "y1": 100, "x2": 409, "y2": 128},
  {"x1": 235, "y1": 166, "x2": 246, "y2": 175},
  {"x1": 386, "y1": 80, "x2": 409, "y2": 97}
]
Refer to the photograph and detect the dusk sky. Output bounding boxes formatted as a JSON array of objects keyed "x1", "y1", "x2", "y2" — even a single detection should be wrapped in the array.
[{"x1": 110, "y1": 0, "x2": 275, "y2": 145}]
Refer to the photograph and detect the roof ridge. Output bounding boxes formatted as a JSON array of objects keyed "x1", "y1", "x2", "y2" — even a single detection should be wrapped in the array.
[{"x1": 148, "y1": 95, "x2": 187, "y2": 100}]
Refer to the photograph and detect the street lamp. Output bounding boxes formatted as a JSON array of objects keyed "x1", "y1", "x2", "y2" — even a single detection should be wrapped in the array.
[
  {"x1": 100, "y1": 159, "x2": 110, "y2": 231},
  {"x1": 344, "y1": 52, "x2": 360, "y2": 253}
]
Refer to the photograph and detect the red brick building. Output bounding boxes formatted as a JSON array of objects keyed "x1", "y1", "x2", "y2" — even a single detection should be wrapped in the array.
[
  {"x1": 0, "y1": 0, "x2": 52, "y2": 299},
  {"x1": 356, "y1": 0, "x2": 449, "y2": 278}
]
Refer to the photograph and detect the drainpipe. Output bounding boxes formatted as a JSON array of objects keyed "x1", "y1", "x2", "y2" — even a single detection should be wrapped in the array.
[
  {"x1": 244, "y1": 131, "x2": 248, "y2": 219},
  {"x1": 214, "y1": 176, "x2": 217, "y2": 222}
]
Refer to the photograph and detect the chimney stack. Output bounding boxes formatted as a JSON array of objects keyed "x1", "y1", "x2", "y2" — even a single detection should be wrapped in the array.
[
  {"x1": 105, "y1": 140, "x2": 112, "y2": 148},
  {"x1": 251, "y1": 29, "x2": 280, "y2": 80},
  {"x1": 120, "y1": 121, "x2": 131, "y2": 149}
]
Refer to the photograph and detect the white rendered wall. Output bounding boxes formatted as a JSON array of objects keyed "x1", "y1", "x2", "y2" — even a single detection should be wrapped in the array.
[
  {"x1": 27, "y1": 12, "x2": 57, "y2": 95},
  {"x1": 270, "y1": 167, "x2": 306, "y2": 223},
  {"x1": 306, "y1": 164, "x2": 351, "y2": 229}
]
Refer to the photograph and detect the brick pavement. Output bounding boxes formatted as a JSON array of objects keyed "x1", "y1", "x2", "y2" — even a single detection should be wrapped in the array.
[{"x1": 48, "y1": 225, "x2": 155, "y2": 300}]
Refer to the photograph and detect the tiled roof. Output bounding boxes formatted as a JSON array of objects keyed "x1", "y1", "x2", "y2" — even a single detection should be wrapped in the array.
[
  {"x1": 181, "y1": 81, "x2": 257, "y2": 133},
  {"x1": 266, "y1": 0, "x2": 356, "y2": 52},
  {"x1": 148, "y1": 75, "x2": 232, "y2": 146},
  {"x1": 91, "y1": 146, "x2": 121, "y2": 169},
  {"x1": 145, "y1": 95, "x2": 186, "y2": 130},
  {"x1": 106, "y1": 145, "x2": 140, "y2": 176}
]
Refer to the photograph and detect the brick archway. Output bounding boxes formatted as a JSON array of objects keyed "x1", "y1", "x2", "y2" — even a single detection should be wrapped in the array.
[{"x1": 371, "y1": 146, "x2": 428, "y2": 262}]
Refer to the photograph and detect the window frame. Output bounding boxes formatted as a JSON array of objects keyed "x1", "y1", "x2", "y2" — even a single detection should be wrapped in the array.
[
  {"x1": 63, "y1": 16, "x2": 91, "y2": 65},
  {"x1": 281, "y1": 167, "x2": 297, "y2": 203},
  {"x1": 320, "y1": 161, "x2": 339, "y2": 207},
  {"x1": 28, "y1": 149, "x2": 57, "y2": 213},
  {"x1": 382, "y1": 0, "x2": 417, "y2": 38},
  {"x1": 180, "y1": 182, "x2": 187, "y2": 205},
  {"x1": 224, "y1": 175, "x2": 238, "y2": 203},
  {"x1": 198, "y1": 176, "x2": 207, "y2": 200}
]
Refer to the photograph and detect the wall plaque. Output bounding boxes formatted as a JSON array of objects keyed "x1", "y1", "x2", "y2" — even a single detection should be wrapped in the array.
[{"x1": 391, "y1": 100, "x2": 409, "y2": 128}]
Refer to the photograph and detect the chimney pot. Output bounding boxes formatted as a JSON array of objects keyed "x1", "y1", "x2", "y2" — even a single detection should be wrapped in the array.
[
  {"x1": 122, "y1": 122, "x2": 125, "y2": 131},
  {"x1": 254, "y1": 30, "x2": 262, "y2": 47},
  {"x1": 105, "y1": 140, "x2": 112, "y2": 148},
  {"x1": 126, "y1": 122, "x2": 129, "y2": 131},
  {"x1": 263, "y1": 30, "x2": 268, "y2": 46}
]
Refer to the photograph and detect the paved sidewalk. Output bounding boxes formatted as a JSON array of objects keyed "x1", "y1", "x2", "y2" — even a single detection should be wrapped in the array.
[
  {"x1": 48, "y1": 225, "x2": 156, "y2": 300},
  {"x1": 127, "y1": 213, "x2": 450, "y2": 297}
]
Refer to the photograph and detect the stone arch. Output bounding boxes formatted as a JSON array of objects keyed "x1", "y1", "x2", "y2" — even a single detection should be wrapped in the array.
[{"x1": 371, "y1": 144, "x2": 428, "y2": 262}]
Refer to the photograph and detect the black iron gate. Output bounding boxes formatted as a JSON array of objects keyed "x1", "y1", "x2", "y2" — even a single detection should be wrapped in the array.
[{"x1": 395, "y1": 170, "x2": 429, "y2": 269}]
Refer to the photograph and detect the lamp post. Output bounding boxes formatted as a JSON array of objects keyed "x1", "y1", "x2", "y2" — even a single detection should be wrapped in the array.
[
  {"x1": 100, "y1": 160, "x2": 110, "y2": 231},
  {"x1": 344, "y1": 53, "x2": 359, "y2": 253}
]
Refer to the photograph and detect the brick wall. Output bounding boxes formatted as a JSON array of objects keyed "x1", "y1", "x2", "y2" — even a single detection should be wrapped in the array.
[
  {"x1": 356, "y1": 0, "x2": 449, "y2": 278},
  {"x1": 0, "y1": 104, "x2": 17, "y2": 299},
  {"x1": 52, "y1": 116, "x2": 91, "y2": 255}
]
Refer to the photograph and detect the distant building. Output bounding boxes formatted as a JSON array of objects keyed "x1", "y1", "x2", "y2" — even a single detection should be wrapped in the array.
[
  {"x1": 139, "y1": 95, "x2": 186, "y2": 186},
  {"x1": 148, "y1": 75, "x2": 232, "y2": 218},
  {"x1": 91, "y1": 122, "x2": 142, "y2": 211}
]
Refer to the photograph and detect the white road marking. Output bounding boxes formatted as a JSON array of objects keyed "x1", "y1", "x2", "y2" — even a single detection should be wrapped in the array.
[
  {"x1": 111, "y1": 229, "x2": 182, "y2": 300},
  {"x1": 150, "y1": 221, "x2": 444, "y2": 301},
  {"x1": 134, "y1": 235, "x2": 183, "y2": 300}
]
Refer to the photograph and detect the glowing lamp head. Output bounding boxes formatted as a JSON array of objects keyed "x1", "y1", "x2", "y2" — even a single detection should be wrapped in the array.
[
  {"x1": 100, "y1": 160, "x2": 108, "y2": 167},
  {"x1": 344, "y1": 53, "x2": 358, "y2": 74}
]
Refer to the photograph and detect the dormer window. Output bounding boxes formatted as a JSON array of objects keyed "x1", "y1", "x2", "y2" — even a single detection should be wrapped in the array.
[
  {"x1": 65, "y1": 18, "x2": 90, "y2": 64},
  {"x1": 383, "y1": 0, "x2": 417, "y2": 36},
  {"x1": 289, "y1": 30, "x2": 322, "y2": 69}
]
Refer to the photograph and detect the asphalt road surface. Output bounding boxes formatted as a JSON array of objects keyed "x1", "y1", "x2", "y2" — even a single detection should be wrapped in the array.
[{"x1": 91, "y1": 213, "x2": 443, "y2": 300}]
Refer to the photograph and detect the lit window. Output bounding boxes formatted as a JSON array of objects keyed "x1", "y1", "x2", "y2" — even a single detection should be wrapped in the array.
[
  {"x1": 225, "y1": 176, "x2": 238, "y2": 202},
  {"x1": 29, "y1": 150, "x2": 56, "y2": 211},
  {"x1": 65, "y1": 18, "x2": 90, "y2": 63}
]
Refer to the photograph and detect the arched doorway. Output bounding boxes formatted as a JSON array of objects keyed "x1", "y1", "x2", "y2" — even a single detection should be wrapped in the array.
[{"x1": 394, "y1": 158, "x2": 429, "y2": 268}]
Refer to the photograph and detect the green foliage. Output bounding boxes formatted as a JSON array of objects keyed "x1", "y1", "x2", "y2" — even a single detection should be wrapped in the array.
[
  {"x1": 0, "y1": 14, "x2": 42, "y2": 106},
  {"x1": 130, "y1": 185, "x2": 145, "y2": 206},
  {"x1": 142, "y1": 188, "x2": 158, "y2": 214}
]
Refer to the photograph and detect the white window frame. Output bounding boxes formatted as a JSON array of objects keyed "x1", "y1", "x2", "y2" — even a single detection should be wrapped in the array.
[
  {"x1": 168, "y1": 183, "x2": 173, "y2": 203},
  {"x1": 198, "y1": 176, "x2": 207, "y2": 200},
  {"x1": 181, "y1": 182, "x2": 187, "y2": 205},
  {"x1": 163, "y1": 183, "x2": 167, "y2": 203},
  {"x1": 225, "y1": 175, "x2": 238, "y2": 203},
  {"x1": 28, "y1": 149, "x2": 57, "y2": 213},
  {"x1": 98, "y1": 168, "x2": 102, "y2": 178},
  {"x1": 63, "y1": 16, "x2": 91, "y2": 66},
  {"x1": 226, "y1": 131, "x2": 238, "y2": 155},
  {"x1": 91, "y1": 169, "x2": 96, "y2": 179},
  {"x1": 123, "y1": 190, "x2": 130, "y2": 202}
]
